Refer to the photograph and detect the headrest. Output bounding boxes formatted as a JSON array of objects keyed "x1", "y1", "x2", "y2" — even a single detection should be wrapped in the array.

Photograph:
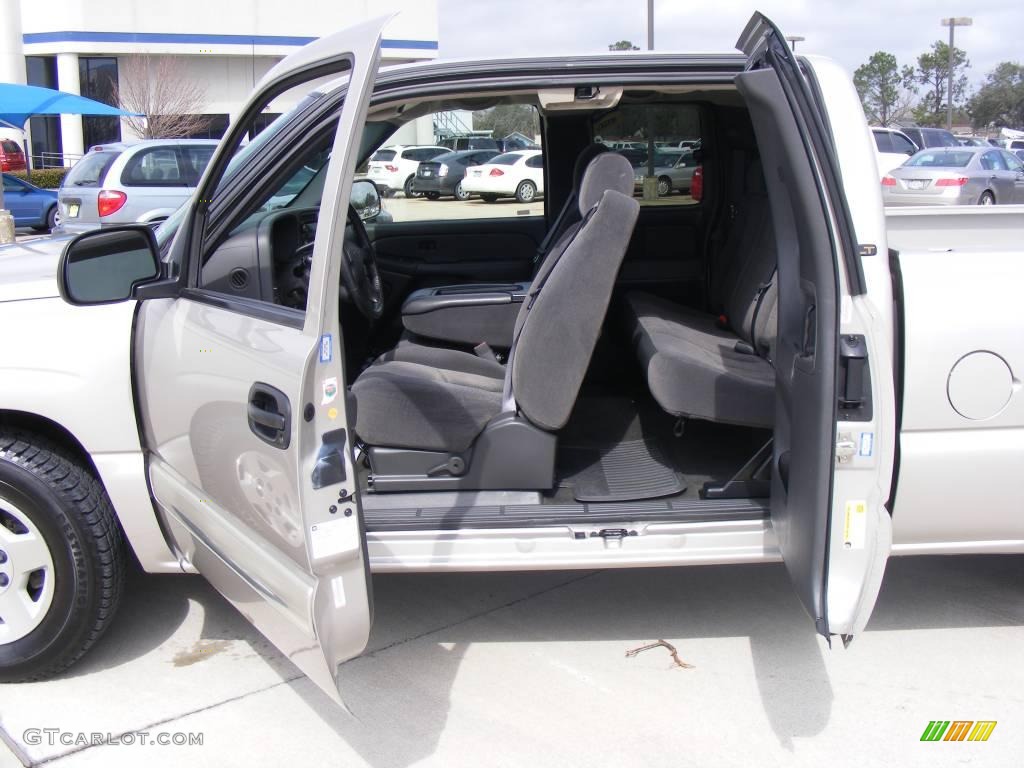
[
  {"x1": 745, "y1": 158, "x2": 767, "y2": 195},
  {"x1": 573, "y1": 143, "x2": 609, "y2": 188},
  {"x1": 578, "y1": 152, "x2": 634, "y2": 214}
]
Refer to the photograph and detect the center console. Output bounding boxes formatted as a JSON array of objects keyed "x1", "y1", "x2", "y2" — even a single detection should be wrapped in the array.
[{"x1": 400, "y1": 282, "x2": 531, "y2": 348}]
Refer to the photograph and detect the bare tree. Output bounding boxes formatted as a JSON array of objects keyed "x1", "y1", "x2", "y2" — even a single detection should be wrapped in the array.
[{"x1": 114, "y1": 55, "x2": 210, "y2": 139}]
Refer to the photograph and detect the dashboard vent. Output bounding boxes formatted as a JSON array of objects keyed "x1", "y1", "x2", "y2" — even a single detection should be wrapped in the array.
[{"x1": 229, "y1": 268, "x2": 249, "y2": 290}]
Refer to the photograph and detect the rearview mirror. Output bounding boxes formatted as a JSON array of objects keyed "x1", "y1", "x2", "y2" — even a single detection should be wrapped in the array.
[
  {"x1": 350, "y1": 179, "x2": 382, "y2": 222},
  {"x1": 58, "y1": 225, "x2": 160, "y2": 305}
]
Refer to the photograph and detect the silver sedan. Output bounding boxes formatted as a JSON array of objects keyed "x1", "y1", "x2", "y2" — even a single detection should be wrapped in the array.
[
  {"x1": 882, "y1": 146, "x2": 1024, "y2": 206},
  {"x1": 633, "y1": 150, "x2": 698, "y2": 196}
]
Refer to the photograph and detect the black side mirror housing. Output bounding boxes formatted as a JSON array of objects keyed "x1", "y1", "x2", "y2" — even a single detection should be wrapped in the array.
[{"x1": 58, "y1": 225, "x2": 162, "y2": 306}]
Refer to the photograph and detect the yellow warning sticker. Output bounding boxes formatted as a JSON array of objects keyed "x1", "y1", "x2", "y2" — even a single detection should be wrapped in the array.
[{"x1": 843, "y1": 500, "x2": 867, "y2": 550}]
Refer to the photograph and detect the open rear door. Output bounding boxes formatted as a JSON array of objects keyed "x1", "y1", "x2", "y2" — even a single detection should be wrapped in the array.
[
  {"x1": 140, "y1": 17, "x2": 389, "y2": 704},
  {"x1": 735, "y1": 13, "x2": 893, "y2": 641}
]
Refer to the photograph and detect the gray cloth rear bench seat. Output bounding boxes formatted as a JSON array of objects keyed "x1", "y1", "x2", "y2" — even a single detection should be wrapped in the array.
[{"x1": 624, "y1": 158, "x2": 778, "y2": 428}]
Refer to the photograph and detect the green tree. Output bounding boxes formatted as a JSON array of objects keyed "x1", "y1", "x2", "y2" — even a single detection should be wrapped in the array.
[
  {"x1": 912, "y1": 41, "x2": 970, "y2": 126},
  {"x1": 853, "y1": 51, "x2": 916, "y2": 126},
  {"x1": 472, "y1": 105, "x2": 539, "y2": 139},
  {"x1": 608, "y1": 40, "x2": 640, "y2": 51},
  {"x1": 968, "y1": 62, "x2": 1024, "y2": 129}
]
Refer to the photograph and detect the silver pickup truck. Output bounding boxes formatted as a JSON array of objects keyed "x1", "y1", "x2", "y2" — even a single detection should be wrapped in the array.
[{"x1": 0, "y1": 14, "x2": 1020, "y2": 706}]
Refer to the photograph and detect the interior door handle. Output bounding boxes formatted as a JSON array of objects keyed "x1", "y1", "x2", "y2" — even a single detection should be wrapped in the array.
[{"x1": 248, "y1": 382, "x2": 291, "y2": 449}]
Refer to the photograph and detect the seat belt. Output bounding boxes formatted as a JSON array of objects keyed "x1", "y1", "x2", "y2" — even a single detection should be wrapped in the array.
[
  {"x1": 533, "y1": 192, "x2": 578, "y2": 269},
  {"x1": 747, "y1": 267, "x2": 777, "y2": 365}
]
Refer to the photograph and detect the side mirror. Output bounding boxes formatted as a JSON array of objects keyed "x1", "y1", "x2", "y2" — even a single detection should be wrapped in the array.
[
  {"x1": 350, "y1": 179, "x2": 382, "y2": 222},
  {"x1": 58, "y1": 225, "x2": 161, "y2": 305}
]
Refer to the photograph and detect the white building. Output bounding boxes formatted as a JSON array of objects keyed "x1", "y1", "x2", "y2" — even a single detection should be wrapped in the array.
[{"x1": 0, "y1": 0, "x2": 439, "y2": 167}]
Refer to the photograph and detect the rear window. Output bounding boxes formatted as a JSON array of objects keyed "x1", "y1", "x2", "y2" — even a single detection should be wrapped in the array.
[
  {"x1": 905, "y1": 150, "x2": 973, "y2": 168},
  {"x1": 488, "y1": 153, "x2": 523, "y2": 166},
  {"x1": 0, "y1": 140, "x2": 20, "y2": 154},
  {"x1": 64, "y1": 150, "x2": 121, "y2": 187},
  {"x1": 402, "y1": 147, "x2": 446, "y2": 162},
  {"x1": 370, "y1": 149, "x2": 396, "y2": 162},
  {"x1": 922, "y1": 129, "x2": 959, "y2": 148}
]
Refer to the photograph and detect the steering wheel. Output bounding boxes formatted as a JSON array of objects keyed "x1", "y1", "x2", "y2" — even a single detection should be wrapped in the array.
[{"x1": 340, "y1": 204, "x2": 383, "y2": 320}]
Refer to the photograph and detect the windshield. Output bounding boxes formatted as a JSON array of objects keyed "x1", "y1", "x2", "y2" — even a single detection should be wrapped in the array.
[{"x1": 905, "y1": 150, "x2": 974, "y2": 168}]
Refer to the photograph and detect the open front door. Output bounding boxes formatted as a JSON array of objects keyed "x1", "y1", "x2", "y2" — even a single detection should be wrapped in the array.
[
  {"x1": 136, "y1": 17, "x2": 389, "y2": 703},
  {"x1": 735, "y1": 13, "x2": 893, "y2": 641}
]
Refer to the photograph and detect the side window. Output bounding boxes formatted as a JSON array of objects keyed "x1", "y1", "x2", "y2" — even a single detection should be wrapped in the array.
[
  {"x1": 891, "y1": 133, "x2": 916, "y2": 154},
  {"x1": 121, "y1": 147, "x2": 187, "y2": 187},
  {"x1": 525, "y1": 154, "x2": 544, "y2": 169},
  {"x1": 180, "y1": 145, "x2": 216, "y2": 185},
  {"x1": 1003, "y1": 151, "x2": 1024, "y2": 172},
  {"x1": 872, "y1": 131, "x2": 893, "y2": 152},
  {"x1": 982, "y1": 151, "x2": 1006, "y2": 171},
  {"x1": 593, "y1": 103, "x2": 703, "y2": 206},
  {"x1": 377, "y1": 106, "x2": 543, "y2": 222},
  {"x1": 2, "y1": 176, "x2": 22, "y2": 193}
]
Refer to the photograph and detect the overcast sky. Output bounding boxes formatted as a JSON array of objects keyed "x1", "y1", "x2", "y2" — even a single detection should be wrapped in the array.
[{"x1": 438, "y1": 0, "x2": 1019, "y2": 89}]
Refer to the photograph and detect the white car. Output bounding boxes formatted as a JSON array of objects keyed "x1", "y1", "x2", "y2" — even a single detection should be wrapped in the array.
[
  {"x1": 461, "y1": 149, "x2": 544, "y2": 202},
  {"x1": 871, "y1": 127, "x2": 918, "y2": 179},
  {"x1": 366, "y1": 144, "x2": 448, "y2": 197}
]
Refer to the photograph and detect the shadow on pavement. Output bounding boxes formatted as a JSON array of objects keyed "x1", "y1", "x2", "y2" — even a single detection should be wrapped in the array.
[{"x1": 62, "y1": 553, "x2": 1024, "y2": 766}]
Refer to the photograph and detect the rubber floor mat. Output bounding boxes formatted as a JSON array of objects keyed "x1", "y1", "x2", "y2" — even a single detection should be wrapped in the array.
[{"x1": 559, "y1": 439, "x2": 686, "y2": 502}]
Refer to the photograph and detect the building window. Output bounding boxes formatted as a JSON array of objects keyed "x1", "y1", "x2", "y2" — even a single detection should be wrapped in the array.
[
  {"x1": 79, "y1": 57, "x2": 121, "y2": 149},
  {"x1": 26, "y1": 56, "x2": 63, "y2": 167},
  {"x1": 181, "y1": 114, "x2": 230, "y2": 140}
]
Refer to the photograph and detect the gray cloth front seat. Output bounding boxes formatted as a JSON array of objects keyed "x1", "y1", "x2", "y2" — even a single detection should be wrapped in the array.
[
  {"x1": 624, "y1": 157, "x2": 778, "y2": 428},
  {"x1": 352, "y1": 152, "x2": 639, "y2": 452}
]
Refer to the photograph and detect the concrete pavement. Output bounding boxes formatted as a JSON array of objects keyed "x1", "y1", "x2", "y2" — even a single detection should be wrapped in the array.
[{"x1": 0, "y1": 555, "x2": 1022, "y2": 767}]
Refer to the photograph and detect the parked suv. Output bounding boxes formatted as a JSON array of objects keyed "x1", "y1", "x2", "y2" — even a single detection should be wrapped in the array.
[
  {"x1": 366, "y1": 144, "x2": 448, "y2": 197},
  {"x1": 56, "y1": 139, "x2": 217, "y2": 234},
  {"x1": 870, "y1": 127, "x2": 918, "y2": 177},
  {"x1": 439, "y1": 135, "x2": 501, "y2": 152},
  {"x1": 0, "y1": 139, "x2": 26, "y2": 172},
  {"x1": 899, "y1": 126, "x2": 958, "y2": 150}
]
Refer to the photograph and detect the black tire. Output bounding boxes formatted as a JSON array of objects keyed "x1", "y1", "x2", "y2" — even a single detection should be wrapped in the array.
[
  {"x1": 0, "y1": 432, "x2": 126, "y2": 682},
  {"x1": 481, "y1": 193, "x2": 499, "y2": 203},
  {"x1": 657, "y1": 177, "x2": 672, "y2": 197},
  {"x1": 515, "y1": 180, "x2": 537, "y2": 203},
  {"x1": 31, "y1": 206, "x2": 58, "y2": 233},
  {"x1": 979, "y1": 191, "x2": 995, "y2": 205},
  {"x1": 454, "y1": 181, "x2": 471, "y2": 201},
  {"x1": 425, "y1": 192, "x2": 441, "y2": 200},
  {"x1": 403, "y1": 176, "x2": 419, "y2": 198}
]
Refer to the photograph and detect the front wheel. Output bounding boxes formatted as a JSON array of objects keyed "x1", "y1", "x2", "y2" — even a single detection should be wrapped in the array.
[
  {"x1": 425, "y1": 192, "x2": 441, "y2": 200},
  {"x1": 32, "y1": 206, "x2": 58, "y2": 233},
  {"x1": 657, "y1": 177, "x2": 672, "y2": 197},
  {"x1": 978, "y1": 191, "x2": 995, "y2": 205},
  {"x1": 454, "y1": 181, "x2": 471, "y2": 201},
  {"x1": 481, "y1": 193, "x2": 499, "y2": 203},
  {"x1": 515, "y1": 180, "x2": 537, "y2": 203},
  {"x1": 0, "y1": 433, "x2": 126, "y2": 682}
]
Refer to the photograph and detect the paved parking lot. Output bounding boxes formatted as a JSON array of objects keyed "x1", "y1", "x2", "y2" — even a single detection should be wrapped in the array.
[{"x1": 1, "y1": 554, "x2": 1021, "y2": 768}]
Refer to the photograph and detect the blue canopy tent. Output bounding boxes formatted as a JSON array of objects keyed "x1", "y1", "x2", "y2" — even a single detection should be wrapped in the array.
[{"x1": 0, "y1": 82, "x2": 141, "y2": 212}]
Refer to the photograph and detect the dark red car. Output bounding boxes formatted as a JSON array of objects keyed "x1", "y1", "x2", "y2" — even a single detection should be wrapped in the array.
[{"x1": 0, "y1": 139, "x2": 27, "y2": 172}]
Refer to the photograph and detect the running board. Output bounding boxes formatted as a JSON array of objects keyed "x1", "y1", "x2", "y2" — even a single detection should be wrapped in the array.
[{"x1": 361, "y1": 496, "x2": 768, "y2": 532}]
